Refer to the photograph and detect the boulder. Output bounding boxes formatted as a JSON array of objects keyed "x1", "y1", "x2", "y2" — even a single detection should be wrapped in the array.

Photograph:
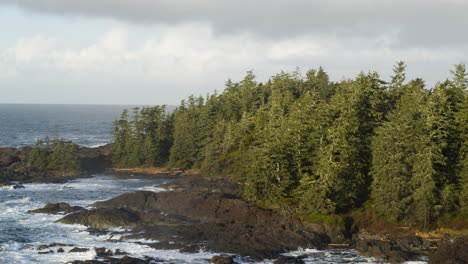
[
  {"x1": 69, "y1": 247, "x2": 89, "y2": 253},
  {"x1": 429, "y1": 236, "x2": 467, "y2": 264},
  {"x1": 59, "y1": 208, "x2": 140, "y2": 229},
  {"x1": 208, "y1": 255, "x2": 238, "y2": 264},
  {"x1": 28, "y1": 203, "x2": 84, "y2": 214},
  {"x1": 355, "y1": 238, "x2": 416, "y2": 264}
]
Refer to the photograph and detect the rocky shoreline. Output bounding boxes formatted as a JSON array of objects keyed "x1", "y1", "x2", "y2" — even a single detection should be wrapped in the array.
[
  {"x1": 24, "y1": 174, "x2": 465, "y2": 263},
  {"x1": 2, "y1": 146, "x2": 466, "y2": 264}
]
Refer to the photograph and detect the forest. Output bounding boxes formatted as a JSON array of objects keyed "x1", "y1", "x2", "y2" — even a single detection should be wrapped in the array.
[{"x1": 112, "y1": 62, "x2": 467, "y2": 229}]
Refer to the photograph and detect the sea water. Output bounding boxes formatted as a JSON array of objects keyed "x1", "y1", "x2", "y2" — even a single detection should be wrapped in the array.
[{"x1": 0, "y1": 104, "x2": 140, "y2": 148}]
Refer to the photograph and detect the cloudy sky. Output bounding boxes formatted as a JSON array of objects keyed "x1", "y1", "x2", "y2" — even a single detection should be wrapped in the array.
[{"x1": 1, "y1": 0, "x2": 467, "y2": 105}]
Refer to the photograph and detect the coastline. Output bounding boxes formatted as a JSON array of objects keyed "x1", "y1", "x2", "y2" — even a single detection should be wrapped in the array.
[{"x1": 2, "y1": 145, "x2": 466, "y2": 263}]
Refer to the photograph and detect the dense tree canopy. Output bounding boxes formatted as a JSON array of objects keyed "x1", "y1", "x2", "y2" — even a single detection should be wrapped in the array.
[{"x1": 113, "y1": 62, "x2": 467, "y2": 227}]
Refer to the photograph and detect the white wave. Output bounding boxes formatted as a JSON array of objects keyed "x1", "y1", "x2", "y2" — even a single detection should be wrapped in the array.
[
  {"x1": 282, "y1": 247, "x2": 321, "y2": 257},
  {"x1": 1, "y1": 197, "x2": 32, "y2": 205},
  {"x1": 137, "y1": 186, "x2": 166, "y2": 193},
  {"x1": 86, "y1": 143, "x2": 109, "y2": 148},
  {"x1": 0, "y1": 185, "x2": 15, "y2": 191},
  {"x1": 124, "y1": 238, "x2": 160, "y2": 244}
]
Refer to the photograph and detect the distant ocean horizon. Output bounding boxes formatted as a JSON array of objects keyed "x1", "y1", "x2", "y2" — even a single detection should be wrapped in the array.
[{"x1": 0, "y1": 103, "x2": 168, "y2": 148}]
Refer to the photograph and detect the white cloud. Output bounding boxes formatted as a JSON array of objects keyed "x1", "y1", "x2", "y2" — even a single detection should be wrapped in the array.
[{"x1": 0, "y1": 23, "x2": 466, "y2": 104}]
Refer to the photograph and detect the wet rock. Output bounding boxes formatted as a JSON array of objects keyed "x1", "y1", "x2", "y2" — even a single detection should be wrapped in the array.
[
  {"x1": 396, "y1": 236, "x2": 424, "y2": 252},
  {"x1": 429, "y1": 236, "x2": 468, "y2": 264},
  {"x1": 208, "y1": 255, "x2": 238, "y2": 264},
  {"x1": 13, "y1": 184, "x2": 25, "y2": 189},
  {"x1": 95, "y1": 247, "x2": 113, "y2": 257},
  {"x1": 37, "y1": 245, "x2": 49, "y2": 250},
  {"x1": 109, "y1": 256, "x2": 150, "y2": 264},
  {"x1": 38, "y1": 250, "x2": 53, "y2": 254},
  {"x1": 114, "y1": 249, "x2": 127, "y2": 255},
  {"x1": 36, "y1": 243, "x2": 69, "y2": 250},
  {"x1": 355, "y1": 238, "x2": 416, "y2": 264},
  {"x1": 59, "y1": 208, "x2": 140, "y2": 229},
  {"x1": 69, "y1": 247, "x2": 89, "y2": 253},
  {"x1": 79, "y1": 144, "x2": 113, "y2": 173},
  {"x1": 273, "y1": 256, "x2": 305, "y2": 264},
  {"x1": 57, "y1": 248, "x2": 65, "y2": 253},
  {"x1": 28, "y1": 203, "x2": 84, "y2": 214},
  {"x1": 89, "y1": 190, "x2": 326, "y2": 260}
]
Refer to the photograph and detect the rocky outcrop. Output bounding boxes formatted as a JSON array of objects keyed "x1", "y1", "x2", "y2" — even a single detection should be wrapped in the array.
[
  {"x1": 79, "y1": 144, "x2": 113, "y2": 173},
  {"x1": 352, "y1": 234, "x2": 443, "y2": 264},
  {"x1": 28, "y1": 203, "x2": 84, "y2": 214},
  {"x1": 429, "y1": 236, "x2": 467, "y2": 264},
  {"x1": 208, "y1": 256, "x2": 238, "y2": 264},
  {"x1": 59, "y1": 208, "x2": 140, "y2": 229},
  {"x1": 0, "y1": 144, "x2": 112, "y2": 185},
  {"x1": 354, "y1": 238, "x2": 417, "y2": 263},
  {"x1": 59, "y1": 189, "x2": 327, "y2": 260}
]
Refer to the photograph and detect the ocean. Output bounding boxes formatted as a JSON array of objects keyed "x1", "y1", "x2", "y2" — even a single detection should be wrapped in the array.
[
  {"x1": 0, "y1": 104, "x2": 136, "y2": 148},
  {"x1": 0, "y1": 104, "x2": 425, "y2": 263}
]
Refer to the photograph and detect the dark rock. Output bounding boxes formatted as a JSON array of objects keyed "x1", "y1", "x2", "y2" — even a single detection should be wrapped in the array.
[
  {"x1": 37, "y1": 245, "x2": 49, "y2": 250},
  {"x1": 108, "y1": 256, "x2": 148, "y2": 264},
  {"x1": 38, "y1": 250, "x2": 53, "y2": 254},
  {"x1": 13, "y1": 184, "x2": 25, "y2": 189},
  {"x1": 114, "y1": 249, "x2": 127, "y2": 255},
  {"x1": 69, "y1": 247, "x2": 89, "y2": 253},
  {"x1": 273, "y1": 256, "x2": 305, "y2": 264},
  {"x1": 95, "y1": 247, "x2": 113, "y2": 257},
  {"x1": 396, "y1": 236, "x2": 424, "y2": 252},
  {"x1": 0, "y1": 148, "x2": 21, "y2": 167},
  {"x1": 91, "y1": 190, "x2": 327, "y2": 259},
  {"x1": 355, "y1": 238, "x2": 417, "y2": 264},
  {"x1": 208, "y1": 255, "x2": 238, "y2": 264},
  {"x1": 57, "y1": 248, "x2": 65, "y2": 253},
  {"x1": 28, "y1": 203, "x2": 84, "y2": 214},
  {"x1": 429, "y1": 236, "x2": 468, "y2": 264},
  {"x1": 36, "y1": 243, "x2": 69, "y2": 250},
  {"x1": 179, "y1": 244, "x2": 202, "y2": 253},
  {"x1": 59, "y1": 208, "x2": 140, "y2": 229},
  {"x1": 79, "y1": 144, "x2": 113, "y2": 173}
]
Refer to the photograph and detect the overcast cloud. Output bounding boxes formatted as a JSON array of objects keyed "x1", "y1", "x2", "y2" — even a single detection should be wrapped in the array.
[
  {"x1": 0, "y1": 1, "x2": 466, "y2": 104},
  {"x1": 4, "y1": 0, "x2": 468, "y2": 47}
]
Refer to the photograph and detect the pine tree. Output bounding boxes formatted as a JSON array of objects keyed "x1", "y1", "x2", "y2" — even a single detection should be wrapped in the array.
[
  {"x1": 112, "y1": 109, "x2": 131, "y2": 167},
  {"x1": 371, "y1": 79, "x2": 441, "y2": 224},
  {"x1": 451, "y1": 63, "x2": 468, "y2": 215},
  {"x1": 315, "y1": 72, "x2": 386, "y2": 213}
]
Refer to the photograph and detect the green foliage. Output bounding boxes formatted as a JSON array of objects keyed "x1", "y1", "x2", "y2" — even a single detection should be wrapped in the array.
[
  {"x1": 300, "y1": 214, "x2": 346, "y2": 229},
  {"x1": 111, "y1": 63, "x2": 468, "y2": 229},
  {"x1": 28, "y1": 136, "x2": 79, "y2": 173},
  {"x1": 112, "y1": 106, "x2": 173, "y2": 167}
]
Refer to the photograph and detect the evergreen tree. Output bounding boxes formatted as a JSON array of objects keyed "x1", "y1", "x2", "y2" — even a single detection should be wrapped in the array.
[
  {"x1": 371, "y1": 79, "x2": 440, "y2": 224},
  {"x1": 315, "y1": 73, "x2": 386, "y2": 213}
]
